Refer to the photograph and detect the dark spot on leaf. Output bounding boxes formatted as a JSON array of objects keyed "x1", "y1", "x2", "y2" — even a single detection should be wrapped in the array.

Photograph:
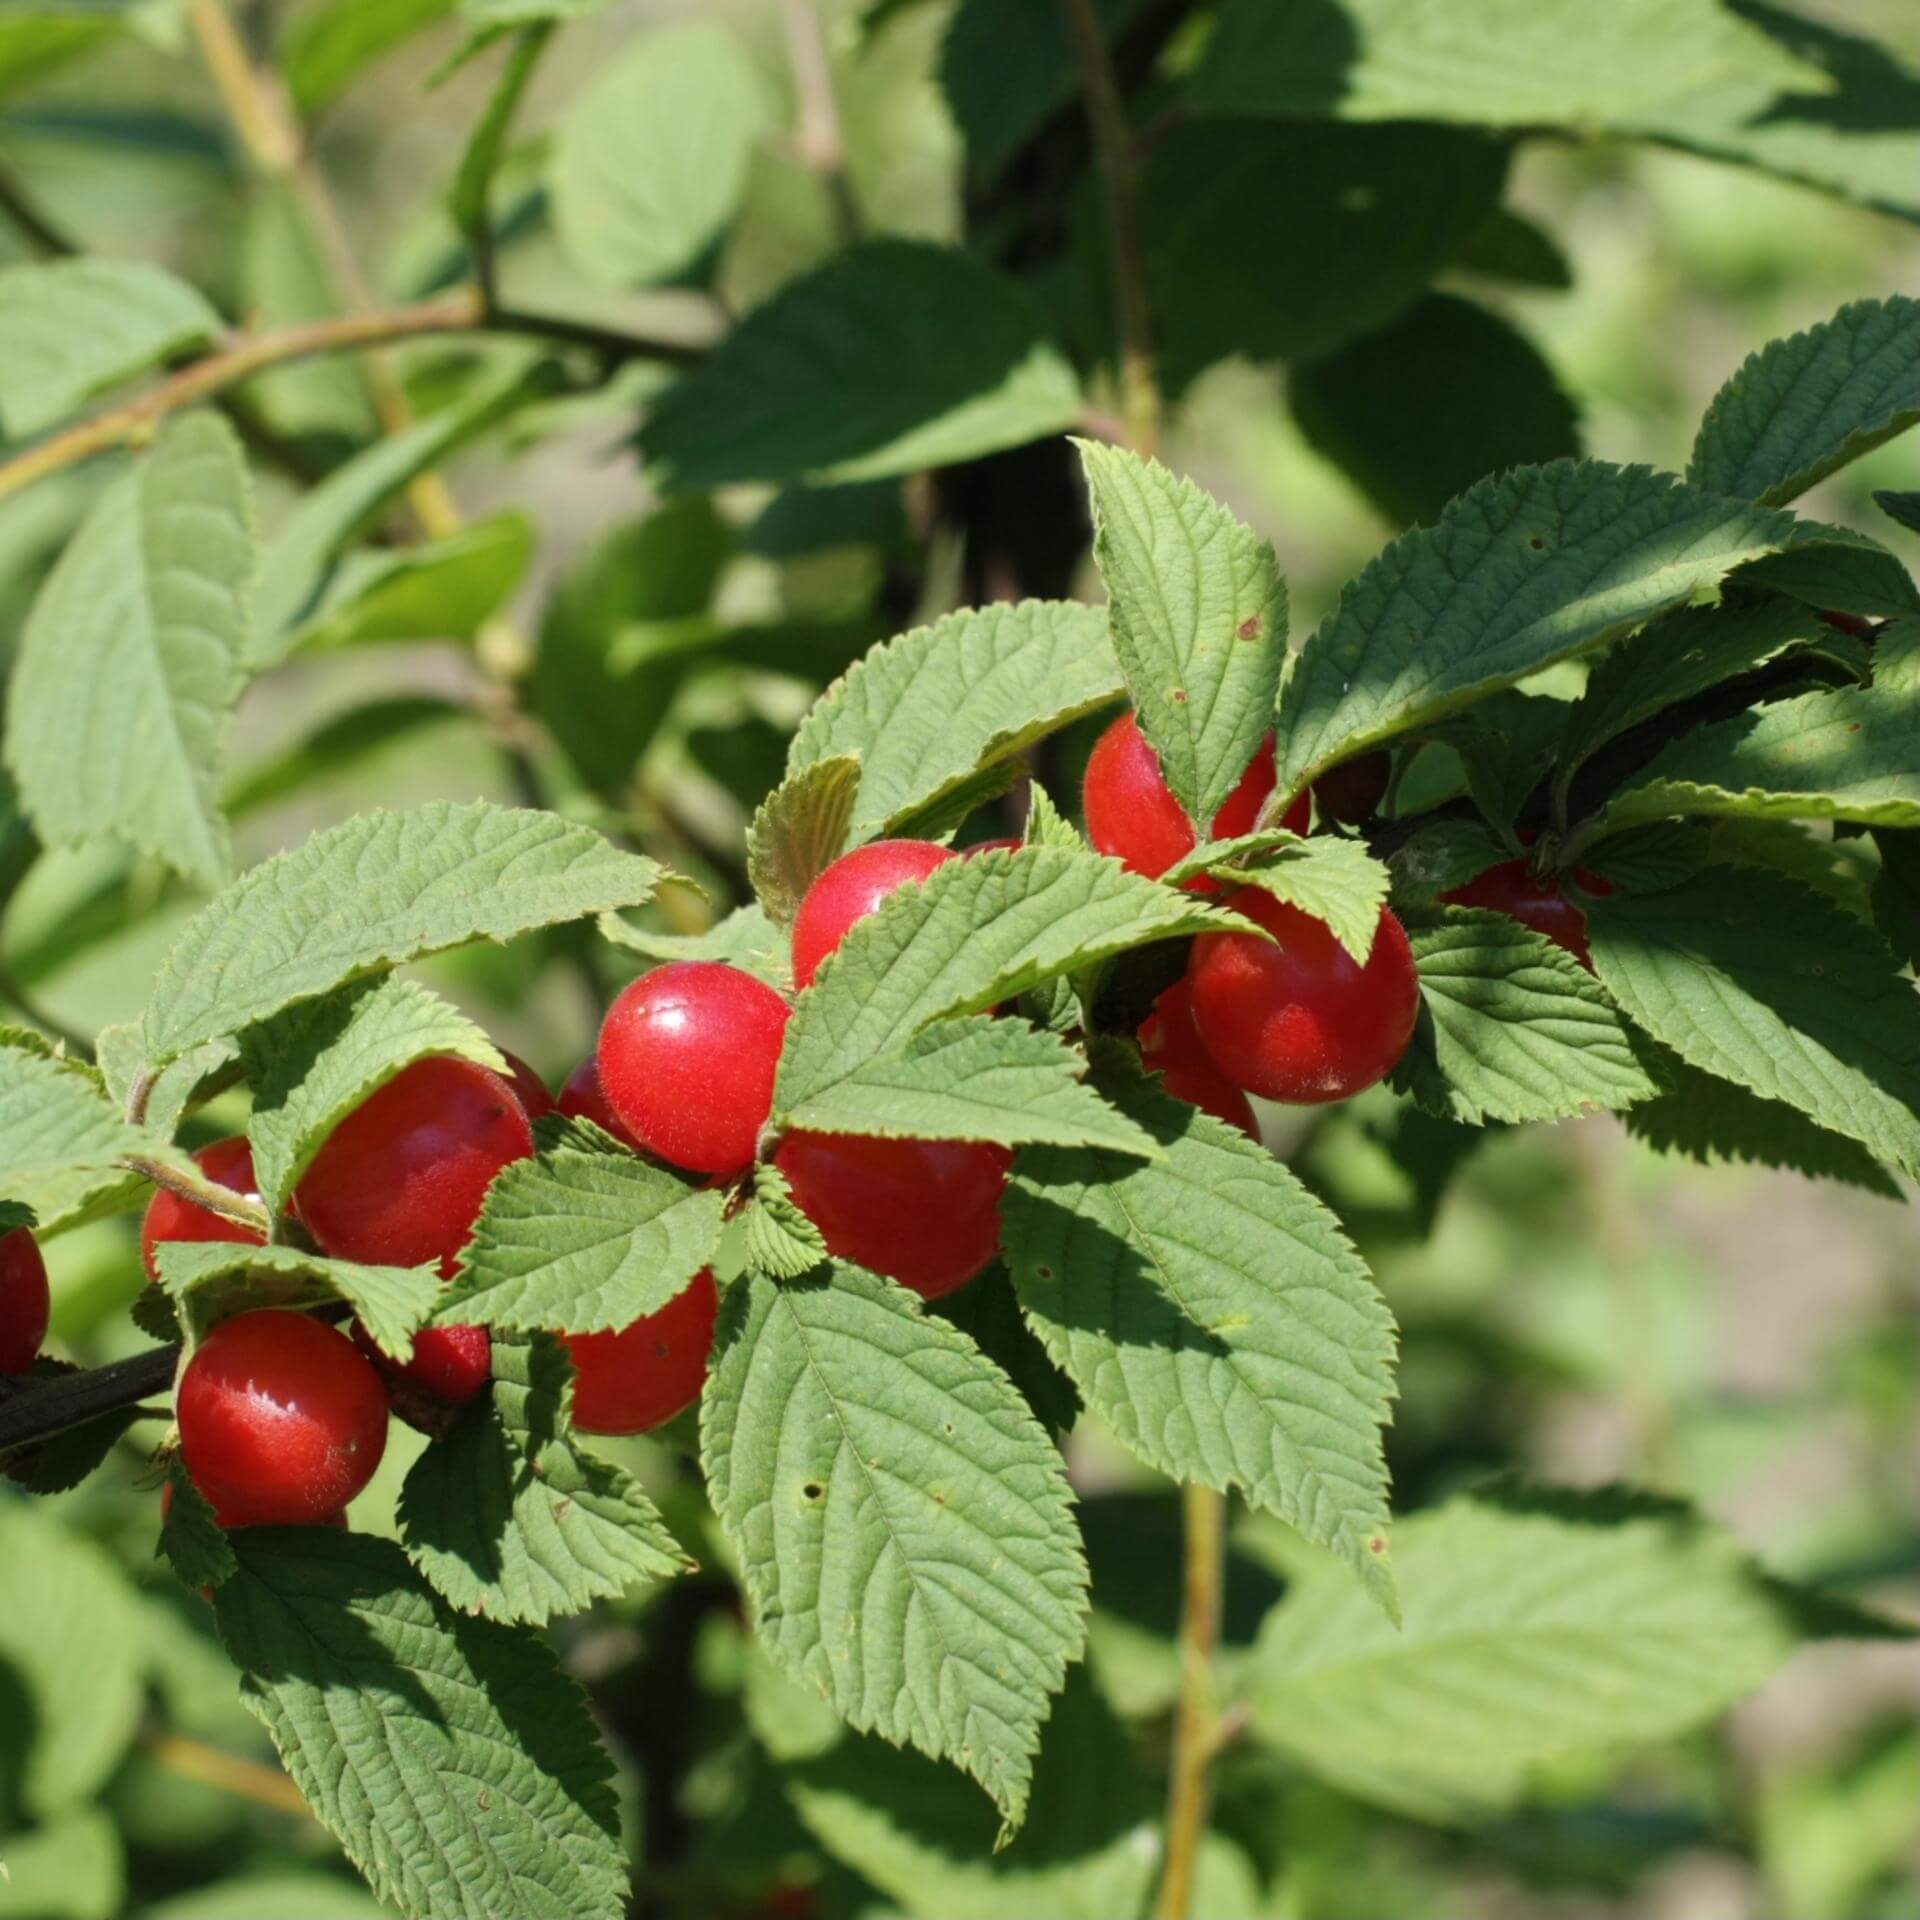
[
  {"x1": 802, "y1": 1482, "x2": 824, "y2": 1501},
  {"x1": 1528, "y1": 537, "x2": 1545, "y2": 550},
  {"x1": 1170, "y1": 688, "x2": 1188, "y2": 704},
  {"x1": 1036, "y1": 1265, "x2": 1054, "y2": 1281},
  {"x1": 1368, "y1": 1535, "x2": 1388, "y2": 1556},
  {"x1": 1236, "y1": 616, "x2": 1261, "y2": 641}
]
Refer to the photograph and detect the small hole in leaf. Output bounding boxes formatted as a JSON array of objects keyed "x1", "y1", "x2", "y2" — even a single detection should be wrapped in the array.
[
  {"x1": 1170, "y1": 688, "x2": 1188, "y2": 704},
  {"x1": 802, "y1": 1482, "x2": 824, "y2": 1501},
  {"x1": 1528, "y1": 537, "x2": 1545, "y2": 551},
  {"x1": 1037, "y1": 1264, "x2": 1054, "y2": 1280}
]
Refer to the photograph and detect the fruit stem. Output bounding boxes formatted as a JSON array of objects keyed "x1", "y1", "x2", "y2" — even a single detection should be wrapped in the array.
[
  {"x1": 1156, "y1": 1479, "x2": 1225, "y2": 1920},
  {"x1": 121, "y1": 1156, "x2": 274, "y2": 1238}
]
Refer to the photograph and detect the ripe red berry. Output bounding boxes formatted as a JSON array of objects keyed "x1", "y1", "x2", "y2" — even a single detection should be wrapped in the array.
[
  {"x1": 774, "y1": 1131, "x2": 1009, "y2": 1301},
  {"x1": 597, "y1": 963, "x2": 790, "y2": 1176},
  {"x1": 1312, "y1": 751, "x2": 1392, "y2": 827},
  {"x1": 296, "y1": 1056, "x2": 534, "y2": 1275},
  {"x1": 791, "y1": 840, "x2": 957, "y2": 991},
  {"x1": 1082, "y1": 714, "x2": 1308, "y2": 885},
  {"x1": 140, "y1": 1137, "x2": 266, "y2": 1281},
  {"x1": 176, "y1": 1310, "x2": 389, "y2": 1526},
  {"x1": 1139, "y1": 983, "x2": 1258, "y2": 1139},
  {"x1": 1186, "y1": 891, "x2": 1420, "y2": 1105},
  {"x1": 558, "y1": 1056, "x2": 645, "y2": 1151},
  {"x1": 1440, "y1": 860, "x2": 1615, "y2": 972},
  {"x1": 1819, "y1": 608, "x2": 1875, "y2": 639},
  {"x1": 354, "y1": 1320, "x2": 494, "y2": 1408},
  {"x1": 0, "y1": 1226, "x2": 50, "y2": 1374},
  {"x1": 564, "y1": 1269, "x2": 719, "y2": 1434},
  {"x1": 496, "y1": 1048, "x2": 556, "y2": 1120}
]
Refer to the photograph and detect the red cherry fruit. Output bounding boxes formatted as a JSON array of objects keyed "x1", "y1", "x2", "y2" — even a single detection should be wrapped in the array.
[
  {"x1": 1312, "y1": 751, "x2": 1391, "y2": 827},
  {"x1": 564, "y1": 1269, "x2": 719, "y2": 1434},
  {"x1": 1138, "y1": 983, "x2": 1258, "y2": 1139},
  {"x1": 496, "y1": 1048, "x2": 556, "y2": 1120},
  {"x1": 1186, "y1": 891, "x2": 1420, "y2": 1105},
  {"x1": 140, "y1": 1137, "x2": 265, "y2": 1281},
  {"x1": 791, "y1": 840, "x2": 957, "y2": 991},
  {"x1": 774, "y1": 1132, "x2": 1008, "y2": 1301},
  {"x1": 162, "y1": 1477, "x2": 346, "y2": 1535},
  {"x1": 176, "y1": 1310, "x2": 389, "y2": 1526},
  {"x1": 1082, "y1": 714, "x2": 1308, "y2": 886},
  {"x1": 597, "y1": 963, "x2": 790, "y2": 1176},
  {"x1": 558, "y1": 1056, "x2": 645, "y2": 1151},
  {"x1": 1819, "y1": 609, "x2": 1875, "y2": 639},
  {"x1": 0, "y1": 1226, "x2": 50, "y2": 1374},
  {"x1": 1440, "y1": 860, "x2": 1615, "y2": 972},
  {"x1": 353, "y1": 1320, "x2": 494, "y2": 1408}
]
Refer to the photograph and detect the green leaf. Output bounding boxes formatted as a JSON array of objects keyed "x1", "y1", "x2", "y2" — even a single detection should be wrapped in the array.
[
  {"x1": 283, "y1": 0, "x2": 459, "y2": 119},
  {"x1": 0, "y1": 1499, "x2": 146, "y2": 1817},
  {"x1": 0, "y1": 13, "x2": 126, "y2": 107},
  {"x1": 1587, "y1": 864, "x2": 1920, "y2": 1178},
  {"x1": 1079, "y1": 444, "x2": 1287, "y2": 827},
  {"x1": 0, "y1": 1041, "x2": 167, "y2": 1219},
  {"x1": 1393, "y1": 910, "x2": 1657, "y2": 1126},
  {"x1": 702, "y1": 1263, "x2": 1088, "y2": 1832},
  {"x1": 161, "y1": 1461, "x2": 238, "y2": 1593},
  {"x1": 550, "y1": 20, "x2": 771, "y2": 287},
  {"x1": 152, "y1": 1243, "x2": 440, "y2": 1361},
  {"x1": 462, "y1": 0, "x2": 609, "y2": 20},
  {"x1": 1877, "y1": 489, "x2": 1920, "y2": 538},
  {"x1": 5, "y1": 412, "x2": 253, "y2": 891},
  {"x1": 1599, "y1": 685, "x2": 1920, "y2": 836},
  {"x1": 0, "y1": 260, "x2": 220, "y2": 437},
  {"x1": 1423, "y1": 689, "x2": 1569, "y2": 839},
  {"x1": 784, "y1": 1667, "x2": 1157, "y2": 1920},
  {"x1": 1170, "y1": 831, "x2": 1391, "y2": 966},
  {"x1": 1451, "y1": 205, "x2": 1572, "y2": 290},
  {"x1": 448, "y1": 23, "x2": 550, "y2": 252},
  {"x1": 748, "y1": 755, "x2": 862, "y2": 927},
  {"x1": 215, "y1": 1529, "x2": 626, "y2": 1920},
  {"x1": 1185, "y1": 0, "x2": 1824, "y2": 128},
  {"x1": 1871, "y1": 826, "x2": 1920, "y2": 969},
  {"x1": 933, "y1": 1263, "x2": 1080, "y2": 1438},
  {"x1": 639, "y1": 240, "x2": 1083, "y2": 489},
  {"x1": 1554, "y1": 598, "x2": 1825, "y2": 792},
  {"x1": 1688, "y1": 296, "x2": 1920, "y2": 506},
  {"x1": 597, "y1": 901, "x2": 788, "y2": 988},
  {"x1": 251, "y1": 361, "x2": 558, "y2": 656},
  {"x1": 1386, "y1": 818, "x2": 1510, "y2": 907},
  {"x1": 1624, "y1": 1044, "x2": 1901, "y2": 1200},
  {"x1": 736, "y1": 1160, "x2": 829, "y2": 1279},
  {"x1": 1135, "y1": 120, "x2": 1509, "y2": 388},
  {"x1": 0, "y1": 1810, "x2": 122, "y2": 1920},
  {"x1": 440, "y1": 1142, "x2": 726, "y2": 1334},
  {"x1": 241, "y1": 974, "x2": 507, "y2": 1213},
  {"x1": 287, "y1": 513, "x2": 534, "y2": 654},
  {"x1": 96, "y1": 1026, "x2": 240, "y2": 1144},
  {"x1": 785, "y1": 601, "x2": 1120, "y2": 844},
  {"x1": 1246, "y1": 1485, "x2": 1857, "y2": 1821},
  {"x1": 773, "y1": 846, "x2": 1240, "y2": 1110},
  {"x1": 1273, "y1": 458, "x2": 1882, "y2": 795},
  {"x1": 1291, "y1": 294, "x2": 1581, "y2": 530},
  {"x1": 1003, "y1": 1059, "x2": 1397, "y2": 1611},
  {"x1": 399, "y1": 1332, "x2": 690, "y2": 1625},
  {"x1": 777, "y1": 1013, "x2": 1158, "y2": 1158},
  {"x1": 140, "y1": 800, "x2": 661, "y2": 1061},
  {"x1": 225, "y1": 696, "x2": 466, "y2": 819}
]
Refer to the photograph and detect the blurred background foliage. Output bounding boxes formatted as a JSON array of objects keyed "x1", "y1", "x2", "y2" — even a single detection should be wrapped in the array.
[{"x1": 0, "y1": 2, "x2": 1917, "y2": 1917}]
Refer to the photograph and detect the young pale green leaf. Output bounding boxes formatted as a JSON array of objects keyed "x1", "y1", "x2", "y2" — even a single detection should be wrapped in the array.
[
  {"x1": 702, "y1": 1263, "x2": 1089, "y2": 1832},
  {"x1": 141, "y1": 801, "x2": 661, "y2": 1061},
  {"x1": 776, "y1": 1013, "x2": 1158, "y2": 1158},
  {"x1": 1002, "y1": 1062, "x2": 1397, "y2": 1613},
  {"x1": 160, "y1": 1462, "x2": 237, "y2": 1593},
  {"x1": 1598, "y1": 686, "x2": 1920, "y2": 837},
  {"x1": 639, "y1": 240, "x2": 1083, "y2": 489},
  {"x1": 1273, "y1": 459, "x2": 1881, "y2": 796},
  {"x1": 597, "y1": 901, "x2": 789, "y2": 989},
  {"x1": 1587, "y1": 864, "x2": 1920, "y2": 1178},
  {"x1": 735, "y1": 1160, "x2": 829, "y2": 1279},
  {"x1": 440, "y1": 1144, "x2": 726, "y2": 1334},
  {"x1": 1247, "y1": 1486, "x2": 1848, "y2": 1821},
  {"x1": 0, "y1": 1811, "x2": 121, "y2": 1920},
  {"x1": 251, "y1": 361, "x2": 558, "y2": 657},
  {"x1": 0, "y1": 260, "x2": 220, "y2": 437},
  {"x1": 215, "y1": 1529, "x2": 626, "y2": 1920},
  {"x1": 784, "y1": 601, "x2": 1120, "y2": 844},
  {"x1": 399, "y1": 1333, "x2": 691, "y2": 1625},
  {"x1": 1392, "y1": 910, "x2": 1657, "y2": 1126},
  {"x1": 550, "y1": 20, "x2": 770, "y2": 287},
  {"x1": 241, "y1": 975, "x2": 506, "y2": 1213},
  {"x1": 1624, "y1": 1043, "x2": 1900, "y2": 1200},
  {"x1": 5, "y1": 412, "x2": 253, "y2": 892},
  {"x1": 448, "y1": 22, "x2": 549, "y2": 250},
  {"x1": 1171, "y1": 831, "x2": 1390, "y2": 965},
  {"x1": 283, "y1": 0, "x2": 459, "y2": 119},
  {"x1": 0, "y1": 1042, "x2": 173, "y2": 1220},
  {"x1": 774, "y1": 846, "x2": 1241, "y2": 1111},
  {"x1": 748, "y1": 754, "x2": 862, "y2": 927},
  {"x1": 1079, "y1": 444, "x2": 1288, "y2": 826},
  {"x1": 1555, "y1": 599, "x2": 1825, "y2": 792},
  {"x1": 783, "y1": 1667, "x2": 1158, "y2": 1920},
  {"x1": 1688, "y1": 296, "x2": 1920, "y2": 507},
  {"x1": 1186, "y1": 0, "x2": 1823, "y2": 127},
  {"x1": 152, "y1": 1243, "x2": 440, "y2": 1361},
  {"x1": 0, "y1": 1499, "x2": 147, "y2": 1819}
]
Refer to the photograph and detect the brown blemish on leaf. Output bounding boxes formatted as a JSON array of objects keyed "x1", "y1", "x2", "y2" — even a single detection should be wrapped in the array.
[{"x1": 1237, "y1": 616, "x2": 1262, "y2": 641}]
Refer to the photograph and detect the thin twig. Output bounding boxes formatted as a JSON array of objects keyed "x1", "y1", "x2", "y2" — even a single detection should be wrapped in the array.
[
  {"x1": 1060, "y1": 0, "x2": 1159, "y2": 457},
  {"x1": 146, "y1": 1733, "x2": 313, "y2": 1817},
  {"x1": 779, "y1": 0, "x2": 860, "y2": 239},
  {"x1": 486, "y1": 303, "x2": 705, "y2": 367},
  {"x1": 1157, "y1": 1481, "x2": 1225, "y2": 1920}
]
